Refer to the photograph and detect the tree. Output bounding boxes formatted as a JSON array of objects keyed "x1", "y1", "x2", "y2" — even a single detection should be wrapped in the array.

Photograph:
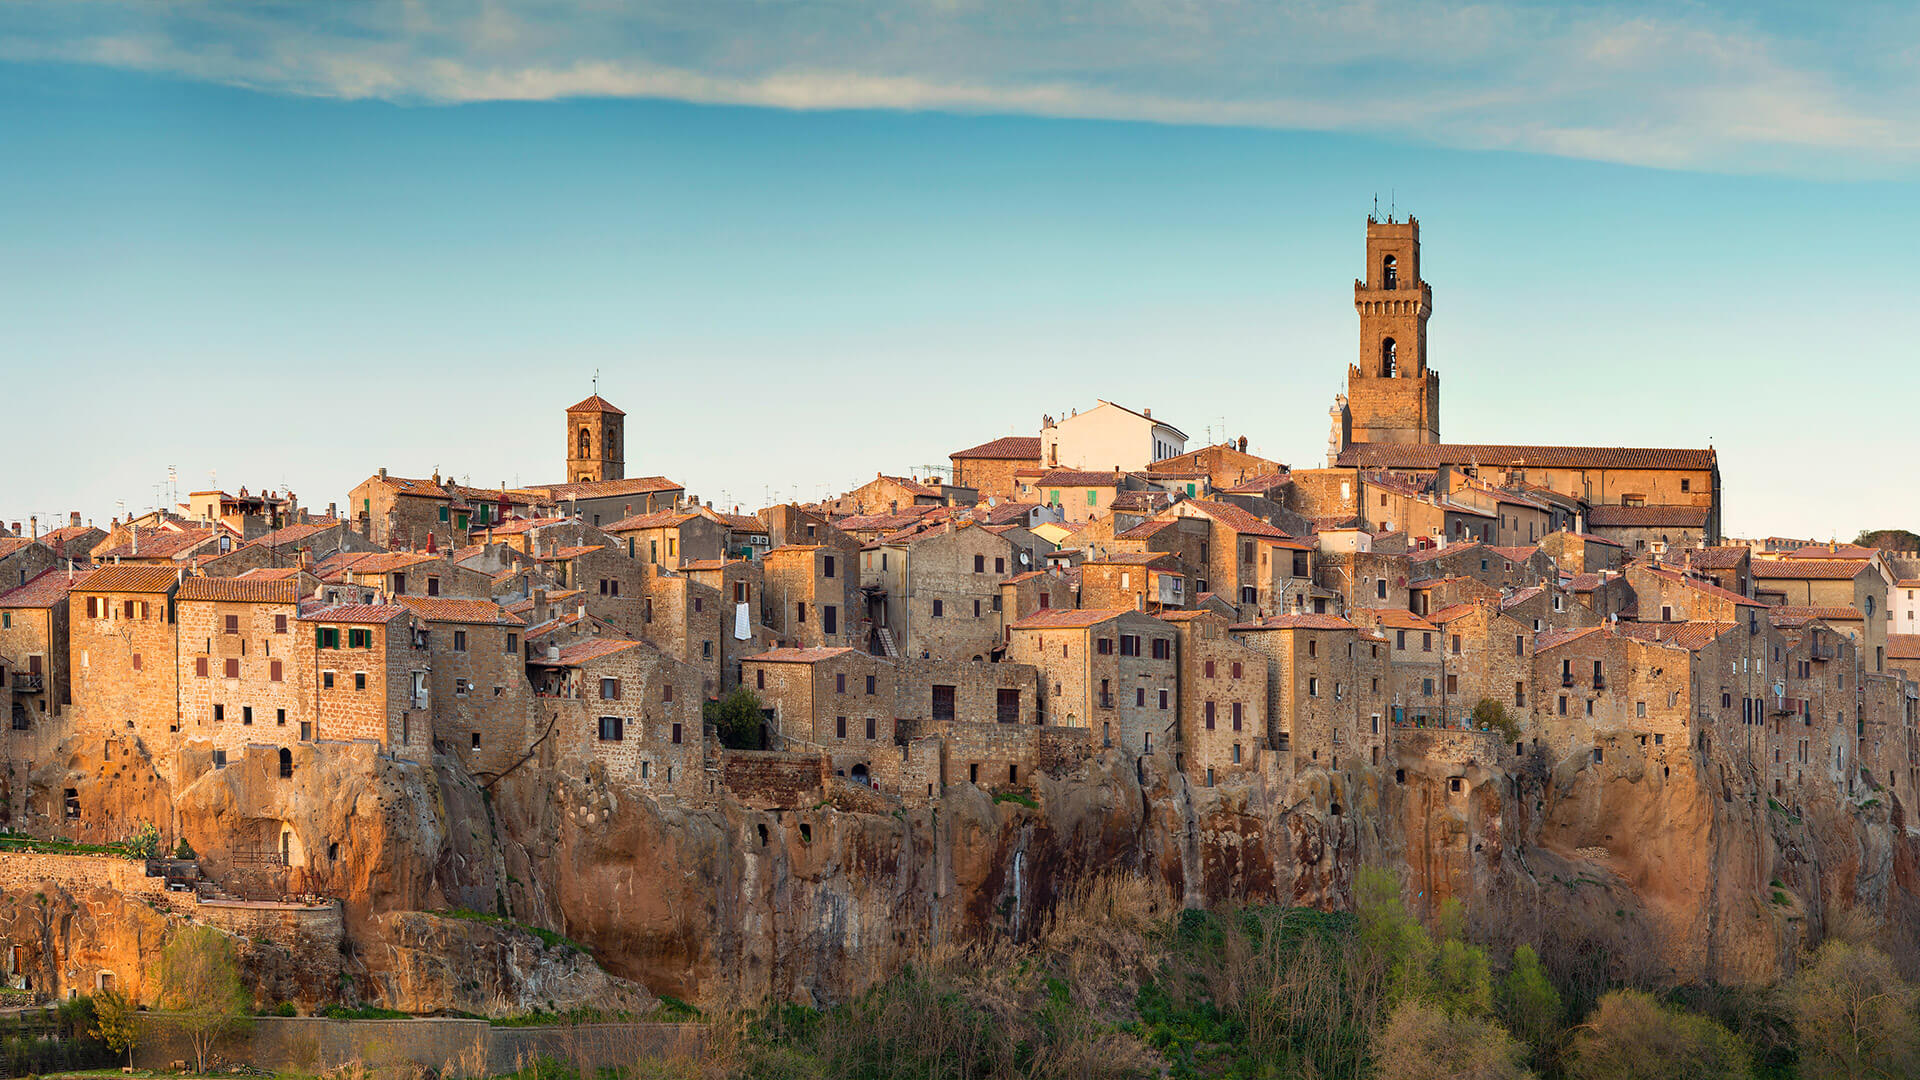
[
  {"x1": 1472, "y1": 699, "x2": 1523, "y2": 743},
  {"x1": 704, "y1": 687, "x2": 766, "y2": 750},
  {"x1": 1357, "y1": 867, "x2": 1434, "y2": 1005},
  {"x1": 1372, "y1": 999, "x2": 1532, "y2": 1080},
  {"x1": 1786, "y1": 939, "x2": 1920, "y2": 1080},
  {"x1": 1431, "y1": 900, "x2": 1492, "y2": 1017},
  {"x1": 1497, "y1": 944, "x2": 1563, "y2": 1057},
  {"x1": 93, "y1": 987, "x2": 139, "y2": 1070},
  {"x1": 154, "y1": 925, "x2": 251, "y2": 1073},
  {"x1": 1567, "y1": 990, "x2": 1749, "y2": 1080}
]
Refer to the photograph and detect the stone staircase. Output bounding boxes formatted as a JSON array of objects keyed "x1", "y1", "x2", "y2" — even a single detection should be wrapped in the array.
[{"x1": 875, "y1": 628, "x2": 901, "y2": 659}]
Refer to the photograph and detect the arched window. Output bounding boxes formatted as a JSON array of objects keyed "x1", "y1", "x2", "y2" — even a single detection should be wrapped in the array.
[
  {"x1": 1381, "y1": 337, "x2": 1398, "y2": 377},
  {"x1": 577, "y1": 426, "x2": 592, "y2": 458},
  {"x1": 606, "y1": 430, "x2": 618, "y2": 457},
  {"x1": 278, "y1": 747, "x2": 293, "y2": 779},
  {"x1": 1382, "y1": 255, "x2": 1398, "y2": 290}
]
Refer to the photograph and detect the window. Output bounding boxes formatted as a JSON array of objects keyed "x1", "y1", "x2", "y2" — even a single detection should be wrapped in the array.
[
  {"x1": 1376, "y1": 579, "x2": 1387, "y2": 600},
  {"x1": 1151, "y1": 637, "x2": 1170, "y2": 659},
  {"x1": 1421, "y1": 633, "x2": 1431, "y2": 652},
  {"x1": 213, "y1": 703, "x2": 224, "y2": 722},
  {"x1": 1231, "y1": 702, "x2": 1243, "y2": 730},
  {"x1": 1396, "y1": 630, "x2": 1406, "y2": 650},
  {"x1": 1514, "y1": 635, "x2": 1524, "y2": 656},
  {"x1": 662, "y1": 683, "x2": 674, "y2": 703},
  {"x1": 453, "y1": 630, "x2": 467, "y2": 652},
  {"x1": 322, "y1": 671, "x2": 335, "y2": 689},
  {"x1": 1680, "y1": 478, "x2": 1690, "y2": 492},
  {"x1": 471, "y1": 732, "x2": 481, "y2": 750},
  {"x1": 213, "y1": 750, "x2": 227, "y2": 769},
  {"x1": 836, "y1": 672, "x2": 846, "y2": 693},
  {"x1": 270, "y1": 660, "x2": 283, "y2": 682},
  {"x1": 223, "y1": 658, "x2": 239, "y2": 678},
  {"x1": 671, "y1": 722, "x2": 683, "y2": 744},
  {"x1": 1515, "y1": 681, "x2": 1525, "y2": 707},
  {"x1": 1158, "y1": 689, "x2": 1169, "y2": 710},
  {"x1": 836, "y1": 716, "x2": 847, "y2": 738},
  {"x1": 974, "y1": 554, "x2": 985, "y2": 573},
  {"x1": 316, "y1": 626, "x2": 341, "y2": 649},
  {"x1": 824, "y1": 555, "x2": 836, "y2": 579},
  {"x1": 1636, "y1": 701, "x2": 1647, "y2": 717},
  {"x1": 601, "y1": 677, "x2": 621, "y2": 700},
  {"x1": 427, "y1": 577, "x2": 440, "y2": 597},
  {"x1": 1205, "y1": 701, "x2": 1216, "y2": 729},
  {"x1": 242, "y1": 706, "x2": 253, "y2": 726},
  {"x1": 1308, "y1": 677, "x2": 1319, "y2": 697},
  {"x1": 994, "y1": 557, "x2": 1005, "y2": 574},
  {"x1": 866, "y1": 717, "x2": 876, "y2": 739},
  {"x1": 506, "y1": 633, "x2": 518, "y2": 654},
  {"x1": 355, "y1": 672, "x2": 368, "y2": 691},
  {"x1": 224, "y1": 614, "x2": 239, "y2": 635},
  {"x1": 195, "y1": 657, "x2": 209, "y2": 678}
]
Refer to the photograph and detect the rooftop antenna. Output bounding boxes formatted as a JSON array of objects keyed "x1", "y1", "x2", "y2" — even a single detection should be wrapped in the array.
[
  {"x1": 1390, "y1": 188, "x2": 1395, "y2": 220},
  {"x1": 592, "y1": 368, "x2": 600, "y2": 396},
  {"x1": 1372, "y1": 193, "x2": 1378, "y2": 218}
]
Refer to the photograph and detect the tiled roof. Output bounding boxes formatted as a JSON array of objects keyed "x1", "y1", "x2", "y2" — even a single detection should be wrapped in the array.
[
  {"x1": 1565, "y1": 572, "x2": 1612, "y2": 592},
  {"x1": 1110, "y1": 492, "x2": 1171, "y2": 513},
  {"x1": 74, "y1": 565, "x2": 180, "y2": 594},
  {"x1": 1568, "y1": 532, "x2": 1626, "y2": 548},
  {"x1": 393, "y1": 596, "x2": 523, "y2": 626},
  {"x1": 1768, "y1": 605, "x2": 1863, "y2": 626},
  {"x1": 834, "y1": 508, "x2": 940, "y2": 532},
  {"x1": 533, "y1": 638, "x2": 642, "y2": 666},
  {"x1": 299, "y1": 603, "x2": 408, "y2": 625},
  {"x1": 566, "y1": 394, "x2": 625, "y2": 416},
  {"x1": 680, "y1": 559, "x2": 730, "y2": 572},
  {"x1": 1682, "y1": 546, "x2": 1749, "y2": 570},
  {"x1": 1488, "y1": 546, "x2": 1540, "y2": 563},
  {"x1": 974, "y1": 502, "x2": 1041, "y2": 526},
  {"x1": 720, "y1": 513, "x2": 767, "y2": 531},
  {"x1": 236, "y1": 567, "x2": 301, "y2": 581},
  {"x1": 1224, "y1": 471, "x2": 1290, "y2": 493},
  {"x1": 363, "y1": 474, "x2": 453, "y2": 498},
  {"x1": 1036, "y1": 470, "x2": 1124, "y2": 487},
  {"x1": 485, "y1": 516, "x2": 574, "y2": 536},
  {"x1": 1156, "y1": 609, "x2": 1218, "y2": 622},
  {"x1": 1408, "y1": 542, "x2": 1478, "y2": 564},
  {"x1": 1501, "y1": 586, "x2": 1545, "y2": 608},
  {"x1": 604, "y1": 509, "x2": 697, "y2": 532},
  {"x1": 951, "y1": 435, "x2": 1043, "y2": 461},
  {"x1": 1087, "y1": 552, "x2": 1179, "y2": 568},
  {"x1": 1009, "y1": 607, "x2": 1135, "y2": 630},
  {"x1": 1585, "y1": 505, "x2": 1712, "y2": 528},
  {"x1": 177, "y1": 577, "x2": 300, "y2": 604},
  {"x1": 1229, "y1": 614, "x2": 1355, "y2": 631},
  {"x1": 0, "y1": 538, "x2": 31, "y2": 560},
  {"x1": 0, "y1": 569, "x2": 91, "y2": 608},
  {"x1": 746, "y1": 647, "x2": 860, "y2": 663},
  {"x1": 1426, "y1": 603, "x2": 1484, "y2": 625},
  {"x1": 874, "y1": 475, "x2": 943, "y2": 498},
  {"x1": 1113, "y1": 520, "x2": 1175, "y2": 540},
  {"x1": 95, "y1": 528, "x2": 219, "y2": 560},
  {"x1": 342, "y1": 551, "x2": 442, "y2": 575},
  {"x1": 1534, "y1": 626, "x2": 1605, "y2": 651},
  {"x1": 1787, "y1": 542, "x2": 1878, "y2": 560},
  {"x1": 1337, "y1": 443, "x2": 1717, "y2": 471},
  {"x1": 1636, "y1": 565, "x2": 1770, "y2": 608},
  {"x1": 536, "y1": 544, "x2": 608, "y2": 561},
  {"x1": 1183, "y1": 500, "x2": 1291, "y2": 539},
  {"x1": 1354, "y1": 607, "x2": 1437, "y2": 631},
  {"x1": 539, "y1": 476, "x2": 683, "y2": 501},
  {"x1": 1885, "y1": 633, "x2": 1920, "y2": 660},
  {"x1": 1750, "y1": 559, "x2": 1869, "y2": 581},
  {"x1": 245, "y1": 520, "x2": 341, "y2": 549},
  {"x1": 1616, "y1": 621, "x2": 1736, "y2": 650}
]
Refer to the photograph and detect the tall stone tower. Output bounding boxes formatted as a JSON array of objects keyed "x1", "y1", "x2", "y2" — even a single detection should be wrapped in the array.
[
  {"x1": 565, "y1": 395, "x2": 625, "y2": 483},
  {"x1": 1346, "y1": 216, "x2": 1439, "y2": 445}
]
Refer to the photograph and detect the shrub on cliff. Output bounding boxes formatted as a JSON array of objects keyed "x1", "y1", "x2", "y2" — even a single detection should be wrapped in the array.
[
  {"x1": 705, "y1": 687, "x2": 766, "y2": 750},
  {"x1": 1371, "y1": 999, "x2": 1532, "y2": 1080},
  {"x1": 155, "y1": 925, "x2": 252, "y2": 1074},
  {"x1": 1786, "y1": 939, "x2": 1920, "y2": 1080},
  {"x1": 1567, "y1": 990, "x2": 1749, "y2": 1080}
]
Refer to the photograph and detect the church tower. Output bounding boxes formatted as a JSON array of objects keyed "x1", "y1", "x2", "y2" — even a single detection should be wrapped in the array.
[
  {"x1": 1345, "y1": 216, "x2": 1440, "y2": 445},
  {"x1": 565, "y1": 394, "x2": 625, "y2": 483}
]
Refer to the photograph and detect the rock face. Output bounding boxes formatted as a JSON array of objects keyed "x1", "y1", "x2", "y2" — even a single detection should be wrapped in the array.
[{"x1": 11, "y1": 721, "x2": 1919, "y2": 1011}]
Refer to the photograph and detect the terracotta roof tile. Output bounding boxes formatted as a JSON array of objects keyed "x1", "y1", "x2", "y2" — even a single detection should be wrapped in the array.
[
  {"x1": 1787, "y1": 542, "x2": 1878, "y2": 560},
  {"x1": 1585, "y1": 504, "x2": 1712, "y2": 528},
  {"x1": 1183, "y1": 500, "x2": 1292, "y2": 539},
  {"x1": 1534, "y1": 625, "x2": 1606, "y2": 651},
  {"x1": 1767, "y1": 605, "x2": 1863, "y2": 626},
  {"x1": 747, "y1": 647, "x2": 860, "y2": 663},
  {"x1": 1337, "y1": 443, "x2": 1717, "y2": 471},
  {"x1": 566, "y1": 394, "x2": 625, "y2": 416},
  {"x1": 539, "y1": 476, "x2": 683, "y2": 501},
  {"x1": 1637, "y1": 565, "x2": 1770, "y2": 607},
  {"x1": 177, "y1": 577, "x2": 300, "y2": 604},
  {"x1": 0, "y1": 569, "x2": 91, "y2": 608},
  {"x1": 393, "y1": 596, "x2": 522, "y2": 626},
  {"x1": 1229, "y1": 613, "x2": 1354, "y2": 631},
  {"x1": 951, "y1": 435, "x2": 1042, "y2": 461},
  {"x1": 1036, "y1": 469, "x2": 1125, "y2": 487},
  {"x1": 1885, "y1": 633, "x2": 1920, "y2": 660},
  {"x1": 73, "y1": 565, "x2": 180, "y2": 594},
  {"x1": 298, "y1": 603, "x2": 408, "y2": 625},
  {"x1": 1008, "y1": 606, "x2": 1136, "y2": 630},
  {"x1": 531, "y1": 638, "x2": 642, "y2": 665},
  {"x1": 94, "y1": 528, "x2": 220, "y2": 561},
  {"x1": 1353, "y1": 607, "x2": 1437, "y2": 631},
  {"x1": 1616, "y1": 621, "x2": 1736, "y2": 650},
  {"x1": 1751, "y1": 559, "x2": 1869, "y2": 581}
]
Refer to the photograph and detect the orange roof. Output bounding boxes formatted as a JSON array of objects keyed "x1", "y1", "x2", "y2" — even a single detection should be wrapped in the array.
[
  {"x1": 1616, "y1": 621, "x2": 1737, "y2": 650},
  {"x1": 1786, "y1": 542, "x2": 1877, "y2": 560},
  {"x1": 1008, "y1": 607, "x2": 1136, "y2": 630},
  {"x1": 1229, "y1": 614, "x2": 1354, "y2": 631},
  {"x1": 1534, "y1": 626, "x2": 1607, "y2": 651},
  {"x1": 1885, "y1": 633, "x2": 1920, "y2": 660},
  {"x1": 1036, "y1": 470, "x2": 1124, "y2": 487},
  {"x1": 298, "y1": 603, "x2": 408, "y2": 625},
  {"x1": 1635, "y1": 565, "x2": 1770, "y2": 608},
  {"x1": 393, "y1": 596, "x2": 522, "y2": 626},
  {"x1": 952, "y1": 435, "x2": 1042, "y2": 461},
  {"x1": 1337, "y1": 443, "x2": 1716, "y2": 471},
  {"x1": 540, "y1": 476, "x2": 683, "y2": 501},
  {"x1": 747, "y1": 647, "x2": 860, "y2": 663},
  {"x1": 0, "y1": 569, "x2": 91, "y2": 608},
  {"x1": 1751, "y1": 559, "x2": 1869, "y2": 581},
  {"x1": 566, "y1": 394, "x2": 625, "y2": 416},
  {"x1": 530, "y1": 638, "x2": 642, "y2": 666},
  {"x1": 1585, "y1": 505, "x2": 1712, "y2": 528},
  {"x1": 74, "y1": 564, "x2": 179, "y2": 594},
  {"x1": 1354, "y1": 607, "x2": 1437, "y2": 631},
  {"x1": 604, "y1": 509, "x2": 698, "y2": 531},
  {"x1": 177, "y1": 577, "x2": 300, "y2": 604}
]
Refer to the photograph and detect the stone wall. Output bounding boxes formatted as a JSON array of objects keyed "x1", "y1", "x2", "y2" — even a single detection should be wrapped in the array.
[
  {"x1": 134, "y1": 1015, "x2": 702, "y2": 1077},
  {"x1": 721, "y1": 750, "x2": 828, "y2": 810}
]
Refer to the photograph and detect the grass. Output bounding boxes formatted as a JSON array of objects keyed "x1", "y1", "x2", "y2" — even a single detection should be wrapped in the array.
[
  {"x1": 320, "y1": 1004, "x2": 413, "y2": 1020},
  {"x1": 433, "y1": 907, "x2": 593, "y2": 956},
  {"x1": 992, "y1": 789, "x2": 1039, "y2": 809},
  {"x1": 0, "y1": 835, "x2": 144, "y2": 859}
]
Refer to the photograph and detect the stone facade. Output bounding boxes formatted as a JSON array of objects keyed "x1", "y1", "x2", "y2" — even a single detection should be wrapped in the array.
[{"x1": 1007, "y1": 609, "x2": 1178, "y2": 756}]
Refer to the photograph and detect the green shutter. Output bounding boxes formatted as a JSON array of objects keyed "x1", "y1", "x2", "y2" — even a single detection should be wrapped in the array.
[
  {"x1": 1087, "y1": 489, "x2": 1097, "y2": 506},
  {"x1": 439, "y1": 506, "x2": 449, "y2": 522},
  {"x1": 1049, "y1": 490, "x2": 1060, "y2": 504}
]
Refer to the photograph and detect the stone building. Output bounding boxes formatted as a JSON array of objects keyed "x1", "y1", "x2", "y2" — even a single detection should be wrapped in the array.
[
  {"x1": 1584, "y1": 504, "x2": 1712, "y2": 556},
  {"x1": 1006, "y1": 608, "x2": 1177, "y2": 756},
  {"x1": 529, "y1": 637, "x2": 707, "y2": 796},
  {"x1": 743, "y1": 647, "x2": 897, "y2": 780},
  {"x1": 1750, "y1": 558, "x2": 1889, "y2": 674},
  {"x1": 948, "y1": 436, "x2": 1042, "y2": 502},
  {"x1": 298, "y1": 602, "x2": 430, "y2": 756},
  {"x1": 0, "y1": 569, "x2": 84, "y2": 736},
  {"x1": 1078, "y1": 553, "x2": 1184, "y2": 614},
  {"x1": 392, "y1": 597, "x2": 529, "y2": 776},
  {"x1": 1350, "y1": 607, "x2": 1445, "y2": 725},
  {"x1": 1228, "y1": 613, "x2": 1375, "y2": 774},
  {"x1": 604, "y1": 508, "x2": 730, "y2": 568},
  {"x1": 1426, "y1": 601, "x2": 1533, "y2": 728},
  {"x1": 563, "y1": 394, "x2": 625, "y2": 484},
  {"x1": 1337, "y1": 216, "x2": 1440, "y2": 447},
  {"x1": 760, "y1": 545, "x2": 860, "y2": 650},
  {"x1": 1162, "y1": 610, "x2": 1269, "y2": 785},
  {"x1": 534, "y1": 477, "x2": 686, "y2": 531},
  {"x1": 68, "y1": 565, "x2": 182, "y2": 744},
  {"x1": 862, "y1": 521, "x2": 1018, "y2": 661},
  {"x1": 175, "y1": 577, "x2": 309, "y2": 759}
]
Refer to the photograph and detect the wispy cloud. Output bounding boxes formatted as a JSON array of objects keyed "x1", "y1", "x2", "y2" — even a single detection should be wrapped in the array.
[{"x1": 5, "y1": 1, "x2": 1918, "y2": 176}]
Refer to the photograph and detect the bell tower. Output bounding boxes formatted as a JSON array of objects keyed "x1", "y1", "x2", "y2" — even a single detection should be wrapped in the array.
[
  {"x1": 565, "y1": 394, "x2": 625, "y2": 483},
  {"x1": 1346, "y1": 215, "x2": 1440, "y2": 445}
]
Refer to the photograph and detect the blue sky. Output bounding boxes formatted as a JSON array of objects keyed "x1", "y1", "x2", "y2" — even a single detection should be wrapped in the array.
[{"x1": 2, "y1": 2, "x2": 1916, "y2": 540}]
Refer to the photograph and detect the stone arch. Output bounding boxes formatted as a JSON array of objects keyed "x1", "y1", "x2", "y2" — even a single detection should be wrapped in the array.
[
  {"x1": 1381, "y1": 337, "x2": 1398, "y2": 377},
  {"x1": 578, "y1": 426, "x2": 592, "y2": 458},
  {"x1": 1382, "y1": 254, "x2": 1397, "y2": 289}
]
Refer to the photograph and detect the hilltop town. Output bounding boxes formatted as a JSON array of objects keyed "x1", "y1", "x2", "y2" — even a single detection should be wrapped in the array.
[{"x1": 2, "y1": 216, "x2": 1916, "y2": 1017}]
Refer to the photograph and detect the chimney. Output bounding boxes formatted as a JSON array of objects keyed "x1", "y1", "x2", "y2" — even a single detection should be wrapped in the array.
[
  {"x1": 131, "y1": 525, "x2": 139, "y2": 555},
  {"x1": 28, "y1": 516, "x2": 37, "y2": 541},
  {"x1": 1143, "y1": 408, "x2": 1151, "y2": 418},
  {"x1": 533, "y1": 586, "x2": 549, "y2": 623},
  {"x1": 378, "y1": 467, "x2": 387, "y2": 481},
  {"x1": 546, "y1": 643, "x2": 560, "y2": 661},
  {"x1": 1238, "y1": 435, "x2": 1248, "y2": 453},
  {"x1": 298, "y1": 548, "x2": 312, "y2": 571},
  {"x1": 69, "y1": 511, "x2": 81, "y2": 528}
]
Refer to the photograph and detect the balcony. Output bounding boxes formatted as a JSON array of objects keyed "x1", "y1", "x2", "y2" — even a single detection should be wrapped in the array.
[
  {"x1": 1592, "y1": 676, "x2": 1607, "y2": 691},
  {"x1": 1561, "y1": 672, "x2": 1574, "y2": 688},
  {"x1": 9, "y1": 673, "x2": 43, "y2": 693}
]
